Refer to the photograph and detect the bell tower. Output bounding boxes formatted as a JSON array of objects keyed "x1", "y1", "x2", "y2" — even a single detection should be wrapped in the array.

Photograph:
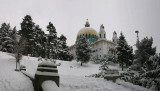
[
  {"x1": 99, "y1": 24, "x2": 106, "y2": 40},
  {"x1": 112, "y1": 31, "x2": 118, "y2": 44}
]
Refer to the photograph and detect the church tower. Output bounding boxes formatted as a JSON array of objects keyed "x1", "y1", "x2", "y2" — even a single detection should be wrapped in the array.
[
  {"x1": 112, "y1": 31, "x2": 118, "y2": 44},
  {"x1": 99, "y1": 24, "x2": 106, "y2": 40}
]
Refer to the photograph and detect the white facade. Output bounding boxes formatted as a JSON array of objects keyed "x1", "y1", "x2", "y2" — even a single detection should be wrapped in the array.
[{"x1": 68, "y1": 22, "x2": 118, "y2": 59}]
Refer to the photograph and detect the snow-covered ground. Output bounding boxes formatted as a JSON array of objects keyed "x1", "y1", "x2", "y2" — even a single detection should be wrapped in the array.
[
  {"x1": 0, "y1": 52, "x2": 34, "y2": 91},
  {"x1": 0, "y1": 52, "x2": 151, "y2": 91}
]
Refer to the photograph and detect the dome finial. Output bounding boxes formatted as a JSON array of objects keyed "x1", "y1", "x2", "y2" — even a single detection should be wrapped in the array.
[{"x1": 85, "y1": 19, "x2": 90, "y2": 27}]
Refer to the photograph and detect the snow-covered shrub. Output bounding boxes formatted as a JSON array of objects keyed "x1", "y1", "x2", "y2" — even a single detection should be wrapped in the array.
[
  {"x1": 90, "y1": 55, "x2": 101, "y2": 64},
  {"x1": 122, "y1": 54, "x2": 160, "y2": 90}
]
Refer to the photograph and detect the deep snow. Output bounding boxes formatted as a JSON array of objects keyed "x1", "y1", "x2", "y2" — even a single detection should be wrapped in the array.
[
  {"x1": 0, "y1": 52, "x2": 34, "y2": 91},
  {"x1": 0, "y1": 52, "x2": 151, "y2": 91}
]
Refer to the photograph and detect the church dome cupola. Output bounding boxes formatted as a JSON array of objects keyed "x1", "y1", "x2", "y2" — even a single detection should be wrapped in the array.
[
  {"x1": 76, "y1": 19, "x2": 98, "y2": 43},
  {"x1": 99, "y1": 24, "x2": 106, "y2": 40}
]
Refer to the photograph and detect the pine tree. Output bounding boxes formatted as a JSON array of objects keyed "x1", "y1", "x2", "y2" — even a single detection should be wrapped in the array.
[
  {"x1": 58, "y1": 34, "x2": 72, "y2": 60},
  {"x1": 46, "y1": 22, "x2": 57, "y2": 59},
  {"x1": 134, "y1": 37, "x2": 156, "y2": 67},
  {"x1": 32, "y1": 25, "x2": 45, "y2": 57},
  {"x1": 0, "y1": 23, "x2": 16, "y2": 53},
  {"x1": 116, "y1": 32, "x2": 133, "y2": 70},
  {"x1": 76, "y1": 36, "x2": 91, "y2": 66},
  {"x1": 19, "y1": 15, "x2": 35, "y2": 55}
]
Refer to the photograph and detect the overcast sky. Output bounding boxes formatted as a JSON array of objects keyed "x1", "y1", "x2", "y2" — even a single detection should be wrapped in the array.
[{"x1": 0, "y1": 0, "x2": 160, "y2": 53}]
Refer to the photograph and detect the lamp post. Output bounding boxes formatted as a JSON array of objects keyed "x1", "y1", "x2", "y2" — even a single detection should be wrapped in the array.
[
  {"x1": 15, "y1": 34, "x2": 21, "y2": 71},
  {"x1": 135, "y1": 30, "x2": 139, "y2": 41},
  {"x1": 135, "y1": 30, "x2": 139, "y2": 47}
]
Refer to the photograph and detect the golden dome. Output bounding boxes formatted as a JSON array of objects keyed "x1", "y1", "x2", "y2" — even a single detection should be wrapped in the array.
[
  {"x1": 77, "y1": 19, "x2": 99, "y2": 39},
  {"x1": 77, "y1": 27, "x2": 99, "y2": 38}
]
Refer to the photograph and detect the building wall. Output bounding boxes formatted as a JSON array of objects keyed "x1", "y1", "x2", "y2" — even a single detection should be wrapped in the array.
[{"x1": 68, "y1": 40, "x2": 116, "y2": 60}]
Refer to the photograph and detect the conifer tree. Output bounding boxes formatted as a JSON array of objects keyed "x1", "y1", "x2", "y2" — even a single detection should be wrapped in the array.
[
  {"x1": 0, "y1": 23, "x2": 16, "y2": 53},
  {"x1": 76, "y1": 36, "x2": 91, "y2": 66},
  {"x1": 116, "y1": 32, "x2": 133, "y2": 70},
  {"x1": 19, "y1": 15, "x2": 35, "y2": 55},
  {"x1": 58, "y1": 34, "x2": 73, "y2": 60},
  {"x1": 134, "y1": 37, "x2": 156, "y2": 67},
  {"x1": 32, "y1": 25, "x2": 45, "y2": 57},
  {"x1": 46, "y1": 22, "x2": 57, "y2": 59}
]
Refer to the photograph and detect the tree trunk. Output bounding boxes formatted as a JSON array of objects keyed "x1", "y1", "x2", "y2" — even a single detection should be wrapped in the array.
[
  {"x1": 16, "y1": 59, "x2": 18, "y2": 70},
  {"x1": 122, "y1": 62, "x2": 124, "y2": 71},
  {"x1": 81, "y1": 62, "x2": 83, "y2": 66}
]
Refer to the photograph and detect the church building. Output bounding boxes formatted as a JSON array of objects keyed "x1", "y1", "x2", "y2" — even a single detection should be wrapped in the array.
[{"x1": 68, "y1": 20, "x2": 118, "y2": 59}]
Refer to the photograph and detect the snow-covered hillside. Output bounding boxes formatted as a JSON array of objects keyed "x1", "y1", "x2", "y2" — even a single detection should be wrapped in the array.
[
  {"x1": 0, "y1": 52, "x2": 151, "y2": 91},
  {"x1": 0, "y1": 52, "x2": 34, "y2": 91}
]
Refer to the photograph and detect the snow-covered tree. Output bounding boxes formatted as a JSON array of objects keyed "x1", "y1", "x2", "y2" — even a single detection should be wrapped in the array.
[
  {"x1": 0, "y1": 23, "x2": 16, "y2": 53},
  {"x1": 46, "y1": 22, "x2": 57, "y2": 59},
  {"x1": 116, "y1": 32, "x2": 133, "y2": 70},
  {"x1": 32, "y1": 25, "x2": 46, "y2": 57},
  {"x1": 76, "y1": 36, "x2": 91, "y2": 66},
  {"x1": 58, "y1": 34, "x2": 73, "y2": 60},
  {"x1": 122, "y1": 53, "x2": 160, "y2": 90},
  {"x1": 90, "y1": 55, "x2": 101, "y2": 64},
  {"x1": 134, "y1": 37, "x2": 156, "y2": 68},
  {"x1": 19, "y1": 15, "x2": 35, "y2": 55},
  {"x1": 12, "y1": 36, "x2": 27, "y2": 71}
]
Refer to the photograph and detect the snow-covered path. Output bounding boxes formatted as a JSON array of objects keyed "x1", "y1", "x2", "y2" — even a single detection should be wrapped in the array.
[{"x1": 0, "y1": 52, "x2": 34, "y2": 91}]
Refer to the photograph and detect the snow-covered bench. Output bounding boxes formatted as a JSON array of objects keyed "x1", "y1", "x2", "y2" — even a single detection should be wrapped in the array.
[
  {"x1": 105, "y1": 69, "x2": 119, "y2": 75},
  {"x1": 104, "y1": 69, "x2": 121, "y2": 82},
  {"x1": 20, "y1": 65, "x2": 26, "y2": 71},
  {"x1": 34, "y1": 61, "x2": 60, "y2": 91}
]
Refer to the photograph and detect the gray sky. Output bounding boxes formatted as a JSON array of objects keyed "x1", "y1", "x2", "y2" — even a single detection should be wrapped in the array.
[{"x1": 0, "y1": 0, "x2": 160, "y2": 53}]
